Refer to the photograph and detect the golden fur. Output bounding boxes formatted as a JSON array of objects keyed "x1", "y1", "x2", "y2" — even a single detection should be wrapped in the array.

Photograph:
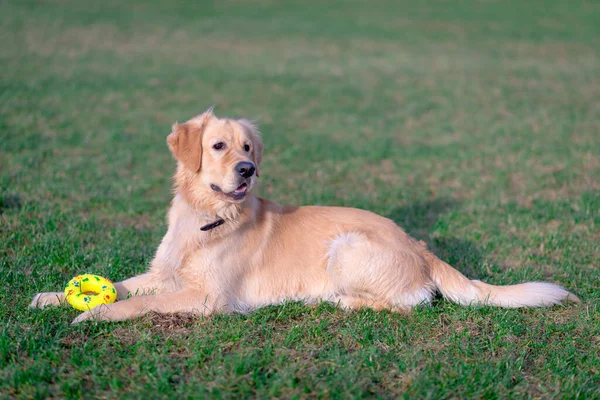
[{"x1": 30, "y1": 109, "x2": 580, "y2": 323}]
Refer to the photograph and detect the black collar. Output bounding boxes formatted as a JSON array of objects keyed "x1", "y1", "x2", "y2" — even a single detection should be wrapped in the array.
[{"x1": 200, "y1": 218, "x2": 225, "y2": 231}]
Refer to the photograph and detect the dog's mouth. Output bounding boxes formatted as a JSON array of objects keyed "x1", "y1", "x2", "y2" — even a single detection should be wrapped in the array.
[
  {"x1": 211, "y1": 182, "x2": 250, "y2": 201},
  {"x1": 229, "y1": 182, "x2": 249, "y2": 200}
]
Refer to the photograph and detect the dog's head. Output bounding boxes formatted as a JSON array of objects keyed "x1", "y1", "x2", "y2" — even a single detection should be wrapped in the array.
[{"x1": 167, "y1": 108, "x2": 263, "y2": 209}]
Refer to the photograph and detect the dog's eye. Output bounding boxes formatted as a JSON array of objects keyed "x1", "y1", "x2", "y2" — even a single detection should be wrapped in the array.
[
  {"x1": 213, "y1": 142, "x2": 225, "y2": 150},
  {"x1": 244, "y1": 144, "x2": 250, "y2": 152}
]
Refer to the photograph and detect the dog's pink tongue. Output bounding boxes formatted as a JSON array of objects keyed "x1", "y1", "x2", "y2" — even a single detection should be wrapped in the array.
[{"x1": 234, "y1": 183, "x2": 248, "y2": 194}]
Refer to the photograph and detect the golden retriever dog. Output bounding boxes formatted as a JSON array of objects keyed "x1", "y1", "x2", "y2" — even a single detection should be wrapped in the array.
[{"x1": 30, "y1": 109, "x2": 579, "y2": 323}]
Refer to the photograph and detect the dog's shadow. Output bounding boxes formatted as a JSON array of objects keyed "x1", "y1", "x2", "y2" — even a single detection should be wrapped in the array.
[{"x1": 386, "y1": 198, "x2": 484, "y2": 278}]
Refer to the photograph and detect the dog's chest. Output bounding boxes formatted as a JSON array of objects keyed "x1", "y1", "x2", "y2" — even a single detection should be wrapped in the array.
[{"x1": 171, "y1": 230, "x2": 252, "y2": 285}]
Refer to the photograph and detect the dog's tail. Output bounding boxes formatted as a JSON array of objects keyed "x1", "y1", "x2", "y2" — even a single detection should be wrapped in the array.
[{"x1": 427, "y1": 253, "x2": 579, "y2": 308}]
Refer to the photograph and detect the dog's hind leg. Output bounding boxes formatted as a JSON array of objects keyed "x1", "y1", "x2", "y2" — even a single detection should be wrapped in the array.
[
  {"x1": 334, "y1": 295, "x2": 395, "y2": 311},
  {"x1": 325, "y1": 231, "x2": 434, "y2": 312}
]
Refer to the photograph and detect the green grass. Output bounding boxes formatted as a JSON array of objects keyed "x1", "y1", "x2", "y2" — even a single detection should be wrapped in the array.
[{"x1": 2, "y1": 0, "x2": 599, "y2": 397}]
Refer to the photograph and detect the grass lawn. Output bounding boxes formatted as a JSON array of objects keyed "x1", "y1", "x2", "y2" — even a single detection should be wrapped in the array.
[{"x1": 2, "y1": 0, "x2": 599, "y2": 397}]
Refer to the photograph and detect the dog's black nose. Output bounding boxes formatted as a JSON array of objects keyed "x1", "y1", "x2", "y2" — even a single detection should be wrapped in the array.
[{"x1": 235, "y1": 161, "x2": 255, "y2": 178}]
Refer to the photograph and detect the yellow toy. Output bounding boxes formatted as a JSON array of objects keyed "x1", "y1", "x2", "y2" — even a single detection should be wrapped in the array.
[{"x1": 64, "y1": 274, "x2": 117, "y2": 311}]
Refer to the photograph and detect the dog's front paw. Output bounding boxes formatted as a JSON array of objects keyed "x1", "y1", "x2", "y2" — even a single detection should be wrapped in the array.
[
  {"x1": 29, "y1": 292, "x2": 65, "y2": 309},
  {"x1": 71, "y1": 304, "x2": 114, "y2": 324}
]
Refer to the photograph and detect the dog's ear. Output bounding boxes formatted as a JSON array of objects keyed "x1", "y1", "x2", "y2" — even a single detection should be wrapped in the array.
[
  {"x1": 238, "y1": 118, "x2": 263, "y2": 177},
  {"x1": 167, "y1": 109, "x2": 214, "y2": 172}
]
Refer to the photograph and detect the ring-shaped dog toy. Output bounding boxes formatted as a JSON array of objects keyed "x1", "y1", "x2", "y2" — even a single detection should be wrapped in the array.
[{"x1": 64, "y1": 274, "x2": 117, "y2": 311}]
